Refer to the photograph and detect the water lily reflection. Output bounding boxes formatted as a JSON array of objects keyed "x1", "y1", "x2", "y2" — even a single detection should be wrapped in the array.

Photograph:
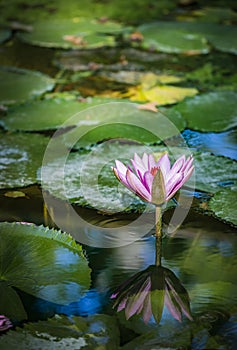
[
  {"x1": 0, "y1": 315, "x2": 12, "y2": 332},
  {"x1": 111, "y1": 265, "x2": 192, "y2": 324}
]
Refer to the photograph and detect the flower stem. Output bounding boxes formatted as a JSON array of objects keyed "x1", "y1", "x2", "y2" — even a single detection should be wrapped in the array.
[{"x1": 155, "y1": 205, "x2": 162, "y2": 266}]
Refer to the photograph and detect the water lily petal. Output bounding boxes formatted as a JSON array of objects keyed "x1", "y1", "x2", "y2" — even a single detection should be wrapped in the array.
[
  {"x1": 113, "y1": 167, "x2": 129, "y2": 188},
  {"x1": 182, "y1": 156, "x2": 194, "y2": 173},
  {"x1": 157, "y1": 153, "x2": 170, "y2": 179},
  {"x1": 126, "y1": 169, "x2": 151, "y2": 202},
  {"x1": 142, "y1": 153, "x2": 149, "y2": 169},
  {"x1": 148, "y1": 153, "x2": 156, "y2": 171},
  {"x1": 167, "y1": 155, "x2": 185, "y2": 180},
  {"x1": 166, "y1": 173, "x2": 184, "y2": 200},
  {"x1": 143, "y1": 170, "x2": 154, "y2": 193},
  {"x1": 177, "y1": 165, "x2": 194, "y2": 191}
]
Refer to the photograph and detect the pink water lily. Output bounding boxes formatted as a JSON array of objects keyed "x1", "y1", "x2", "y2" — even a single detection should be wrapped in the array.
[{"x1": 112, "y1": 152, "x2": 194, "y2": 205}]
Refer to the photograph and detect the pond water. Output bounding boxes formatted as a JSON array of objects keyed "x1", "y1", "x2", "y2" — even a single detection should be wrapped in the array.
[
  {"x1": 0, "y1": 1, "x2": 237, "y2": 348},
  {"x1": 0, "y1": 187, "x2": 236, "y2": 348}
]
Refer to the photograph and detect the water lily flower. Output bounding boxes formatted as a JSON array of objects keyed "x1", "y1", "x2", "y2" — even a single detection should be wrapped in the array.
[
  {"x1": 112, "y1": 152, "x2": 194, "y2": 205},
  {"x1": 0, "y1": 315, "x2": 12, "y2": 332},
  {"x1": 111, "y1": 265, "x2": 192, "y2": 324}
]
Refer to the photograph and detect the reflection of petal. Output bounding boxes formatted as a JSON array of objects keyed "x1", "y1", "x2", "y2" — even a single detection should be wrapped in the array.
[
  {"x1": 165, "y1": 287, "x2": 182, "y2": 322},
  {"x1": 111, "y1": 265, "x2": 192, "y2": 324},
  {"x1": 143, "y1": 292, "x2": 152, "y2": 324},
  {"x1": 0, "y1": 315, "x2": 12, "y2": 332},
  {"x1": 165, "y1": 273, "x2": 193, "y2": 321}
]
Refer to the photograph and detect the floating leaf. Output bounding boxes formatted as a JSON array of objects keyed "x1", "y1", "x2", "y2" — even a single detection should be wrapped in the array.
[
  {"x1": 191, "y1": 7, "x2": 237, "y2": 24},
  {"x1": 39, "y1": 142, "x2": 171, "y2": 213},
  {"x1": 0, "y1": 314, "x2": 119, "y2": 350},
  {"x1": 0, "y1": 98, "x2": 91, "y2": 131},
  {"x1": 0, "y1": 29, "x2": 11, "y2": 44},
  {"x1": 209, "y1": 186, "x2": 237, "y2": 226},
  {"x1": 204, "y1": 23, "x2": 237, "y2": 55},
  {"x1": 127, "y1": 85, "x2": 198, "y2": 105},
  {"x1": 174, "y1": 91, "x2": 237, "y2": 132},
  {"x1": 0, "y1": 66, "x2": 54, "y2": 105},
  {"x1": 17, "y1": 18, "x2": 124, "y2": 49},
  {"x1": 60, "y1": 101, "x2": 185, "y2": 149},
  {"x1": 0, "y1": 132, "x2": 49, "y2": 189},
  {"x1": 0, "y1": 222, "x2": 91, "y2": 306},
  {"x1": 0, "y1": 282, "x2": 27, "y2": 321},
  {"x1": 137, "y1": 21, "x2": 209, "y2": 54},
  {"x1": 194, "y1": 152, "x2": 237, "y2": 193}
]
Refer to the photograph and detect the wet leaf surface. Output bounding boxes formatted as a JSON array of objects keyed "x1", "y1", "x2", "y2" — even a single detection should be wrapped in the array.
[
  {"x1": 174, "y1": 91, "x2": 237, "y2": 132},
  {"x1": 0, "y1": 132, "x2": 49, "y2": 189},
  {"x1": 193, "y1": 152, "x2": 237, "y2": 193},
  {"x1": 0, "y1": 222, "x2": 91, "y2": 306},
  {"x1": 209, "y1": 185, "x2": 237, "y2": 226},
  {"x1": 0, "y1": 314, "x2": 119, "y2": 350}
]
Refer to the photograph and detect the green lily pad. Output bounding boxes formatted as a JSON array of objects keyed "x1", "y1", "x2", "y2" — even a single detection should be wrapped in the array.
[
  {"x1": 209, "y1": 186, "x2": 237, "y2": 226},
  {"x1": 0, "y1": 98, "x2": 93, "y2": 131},
  {"x1": 0, "y1": 282, "x2": 27, "y2": 321},
  {"x1": 0, "y1": 314, "x2": 119, "y2": 350},
  {"x1": 204, "y1": 23, "x2": 237, "y2": 55},
  {"x1": 17, "y1": 18, "x2": 124, "y2": 49},
  {"x1": 60, "y1": 101, "x2": 185, "y2": 149},
  {"x1": 39, "y1": 142, "x2": 156, "y2": 213},
  {"x1": 174, "y1": 91, "x2": 237, "y2": 132},
  {"x1": 0, "y1": 66, "x2": 54, "y2": 105},
  {"x1": 0, "y1": 222, "x2": 91, "y2": 307},
  {"x1": 194, "y1": 152, "x2": 237, "y2": 193},
  {"x1": 0, "y1": 132, "x2": 50, "y2": 189},
  {"x1": 191, "y1": 7, "x2": 237, "y2": 24},
  {"x1": 137, "y1": 21, "x2": 209, "y2": 54},
  {"x1": 0, "y1": 29, "x2": 11, "y2": 44}
]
